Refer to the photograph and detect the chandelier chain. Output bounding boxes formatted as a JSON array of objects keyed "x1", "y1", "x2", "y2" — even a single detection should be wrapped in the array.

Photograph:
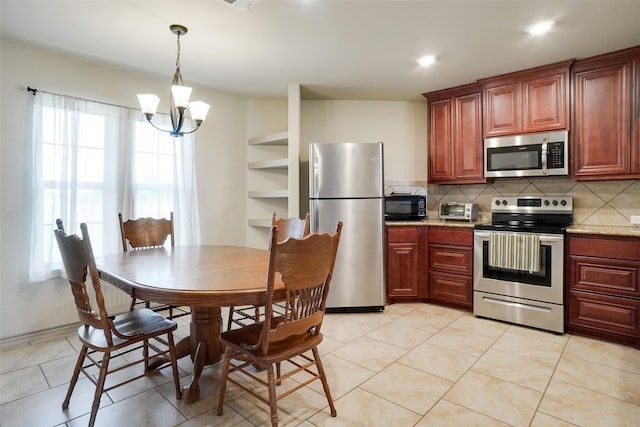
[{"x1": 176, "y1": 33, "x2": 181, "y2": 69}]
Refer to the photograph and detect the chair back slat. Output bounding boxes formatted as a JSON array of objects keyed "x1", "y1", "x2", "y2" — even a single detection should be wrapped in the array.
[
  {"x1": 261, "y1": 222, "x2": 342, "y2": 352},
  {"x1": 119, "y1": 212, "x2": 174, "y2": 252},
  {"x1": 271, "y1": 212, "x2": 310, "y2": 243},
  {"x1": 54, "y1": 220, "x2": 113, "y2": 342}
]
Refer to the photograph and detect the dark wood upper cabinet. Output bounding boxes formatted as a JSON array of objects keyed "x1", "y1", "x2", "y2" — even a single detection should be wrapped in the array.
[
  {"x1": 479, "y1": 60, "x2": 572, "y2": 138},
  {"x1": 423, "y1": 83, "x2": 485, "y2": 184},
  {"x1": 571, "y1": 45, "x2": 640, "y2": 180}
]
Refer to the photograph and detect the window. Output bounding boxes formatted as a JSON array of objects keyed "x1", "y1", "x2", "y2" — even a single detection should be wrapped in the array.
[{"x1": 29, "y1": 91, "x2": 200, "y2": 282}]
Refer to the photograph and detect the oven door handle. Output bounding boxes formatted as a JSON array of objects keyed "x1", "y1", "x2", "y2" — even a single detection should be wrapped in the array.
[{"x1": 474, "y1": 231, "x2": 563, "y2": 244}]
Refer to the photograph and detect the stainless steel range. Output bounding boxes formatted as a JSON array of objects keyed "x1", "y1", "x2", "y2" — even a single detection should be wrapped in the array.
[{"x1": 473, "y1": 196, "x2": 573, "y2": 333}]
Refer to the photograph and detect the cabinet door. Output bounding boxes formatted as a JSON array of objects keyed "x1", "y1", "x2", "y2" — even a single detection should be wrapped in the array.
[
  {"x1": 386, "y1": 227, "x2": 426, "y2": 301},
  {"x1": 633, "y1": 56, "x2": 640, "y2": 175},
  {"x1": 428, "y1": 99, "x2": 454, "y2": 182},
  {"x1": 484, "y1": 82, "x2": 521, "y2": 137},
  {"x1": 523, "y1": 72, "x2": 568, "y2": 133},
  {"x1": 572, "y1": 58, "x2": 631, "y2": 177},
  {"x1": 425, "y1": 84, "x2": 484, "y2": 184},
  {"x1": 454, "y1": 92, "x2": 484, "y2": 181}
]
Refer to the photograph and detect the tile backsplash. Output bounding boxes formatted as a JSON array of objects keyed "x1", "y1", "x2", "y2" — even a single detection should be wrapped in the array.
[{"x1": 385, "y1": 178, "x2": 640, "y2": 227}]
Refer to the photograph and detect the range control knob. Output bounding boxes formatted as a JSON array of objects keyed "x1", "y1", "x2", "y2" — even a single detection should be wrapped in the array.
[
  {"x1": 552, "y1": 200, "x2": 558, "y2": 206},
  {"x1": 544, "y1": 200, "x2": 550, "y2": 206},
  {"x1": 495, "y1": 200, "x2": 501, "y2": 206},
  {"x1": 560, "y1": 199, "x2": 567, "y2": 206},
  {"x1": 501, "y1": 200, "x2": 507, "y2": 205}
]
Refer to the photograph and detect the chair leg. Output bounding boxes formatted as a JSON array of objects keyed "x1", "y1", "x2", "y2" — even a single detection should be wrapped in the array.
[
  {"x1": 276, "y1": 361, "x2": 282, "y2": 386},
  {"x1": 266, "y1": 364, "x2": 279, "y2": 427},
  {"x1": 167, "y1": 332, "x2": 182, "y2": 400},
  {"x1": 312, "y1": 347, "x2": 337, "y2": 417},
  {"x1": 226, "y1": 307, "x2": 235, "y2": 331},
  {"x1": 129, "y1": 297, "x2": 136, "y2": 312},
  {"x1": 217, "y1": 347, "x2": 233, "y2": 416},
  {"x1": 143, "y1": 338, "x2": 150, "y2": 372},
  {"x1": 62, "y1": 345, "x2": 88, "y2": 409},
  {"x1": 88, "y1": 352, "x2": 111, "y2": 427}
]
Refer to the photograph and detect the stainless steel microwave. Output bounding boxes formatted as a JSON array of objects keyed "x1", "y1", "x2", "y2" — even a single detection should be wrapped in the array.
[
  {"x1": 385, "y1": 194, "x2": 426, "y2": 221},
  {"x1": 484, "y1": 131, "x2": 569, "y2": 178}
]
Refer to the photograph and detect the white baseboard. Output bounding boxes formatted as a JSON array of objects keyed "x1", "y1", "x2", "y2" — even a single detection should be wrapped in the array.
[{"x1": 0, "y1": 323, "x2": 80, "y2": 351}]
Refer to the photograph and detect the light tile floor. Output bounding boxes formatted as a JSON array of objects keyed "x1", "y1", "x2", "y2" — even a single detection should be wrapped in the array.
[{"x1": 1, "y1": 303, "x2": 639, "y2": 426}]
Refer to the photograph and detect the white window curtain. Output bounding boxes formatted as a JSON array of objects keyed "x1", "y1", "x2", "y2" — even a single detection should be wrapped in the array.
[{"x1": 29, "y1": 91, "x2": 200, "y2": 282}]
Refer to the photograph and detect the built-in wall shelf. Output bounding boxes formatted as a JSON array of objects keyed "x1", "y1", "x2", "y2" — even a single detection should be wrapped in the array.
[
  {"x1": 248, "y1": 190, "x2": 289, "y2": 198},
  {"x1": 248, "y1": 158, "x2": 288, "y2": 170},
  {"x1": 247, "y1": 129, "x2": 290, "y2": 230},
  {"x1": 246, "y1": 86, "x2": 301, "y2": 247},
  {"x1": 248, "y1": 131, "x2": 288, "y2": 146},
  {"x1": 247, "y1": 219, "x2": 272, "y2": 228}
]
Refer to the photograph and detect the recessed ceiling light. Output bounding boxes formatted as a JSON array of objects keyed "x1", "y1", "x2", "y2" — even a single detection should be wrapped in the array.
[
  {"x1": 417, "y1": 55, "x2": 436, "y2": 66},
  {"x1": 528, "y1": 21, "x2": 553, "y2": 35}
]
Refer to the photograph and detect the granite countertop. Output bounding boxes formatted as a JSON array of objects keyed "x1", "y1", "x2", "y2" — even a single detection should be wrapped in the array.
[
  {"x1": 385, "y1": 219, "x2": 489, "y2": 228},
  {"x1": 566, "y1": 224, "x2": 640, "y2": 238},
  {"x1": 385, "y1": 219, "x2": 640, "y2": 238}
]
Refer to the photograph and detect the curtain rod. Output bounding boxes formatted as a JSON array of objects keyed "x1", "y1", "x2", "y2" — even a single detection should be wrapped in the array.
[{"x1": 27, "y1": 86, "x2": 136, "y2": 111}]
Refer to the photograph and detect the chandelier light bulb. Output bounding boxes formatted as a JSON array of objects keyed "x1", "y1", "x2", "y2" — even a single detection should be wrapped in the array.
[
  {"x1": 137, "y1": 94, "x2": 160, "y2": 116},
  {"x1": 171, "y1": 85, "x2": 192, "y2": 108},
  {"x1": 188, "y1": 101, "x2": 211, "y2": 122}
]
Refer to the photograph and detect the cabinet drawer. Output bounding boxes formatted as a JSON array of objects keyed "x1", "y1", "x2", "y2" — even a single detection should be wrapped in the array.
[
  {"x1": 569, "y1": 256, "x2": 640, "y2": 298},
  {"x1": 428, "y1": 271, "x2": 472, "y2": 308},
  {"x1": 568, "y1": 290, "x2": 640, "y2": 339},
  {"x1": 387, "y1": 227, "x2": 419, "y2": 243},
  {"x1": 429, "y1": 244, "x2": 473, "y2": 275},
  {"x1": 428, "y1": 226, "x2": 473, "y2": 246},
  {"x1": 569, "y1": 235, "x2": 640, "y2": 261}
]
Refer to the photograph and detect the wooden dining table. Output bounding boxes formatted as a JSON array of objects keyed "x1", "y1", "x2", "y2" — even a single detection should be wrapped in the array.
[{"x1": 97, "y1": 245, "x2": 284, "y2": 403}]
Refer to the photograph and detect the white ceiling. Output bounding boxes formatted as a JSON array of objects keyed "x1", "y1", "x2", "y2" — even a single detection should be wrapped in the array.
[{"x1": 2, "y1": 0, "x2": 640, "y2": 102}]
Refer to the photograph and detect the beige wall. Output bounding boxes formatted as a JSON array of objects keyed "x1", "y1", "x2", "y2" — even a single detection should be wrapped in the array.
[
  {"x1": 0, "y1": 37, "x2": 248, "y2": 340},
  {"x1": 299, "y1": 99, "x2": 428, "y2": 213},
  {"x1": 1, "y1": 39, "x2": 428, "y2": 342}
]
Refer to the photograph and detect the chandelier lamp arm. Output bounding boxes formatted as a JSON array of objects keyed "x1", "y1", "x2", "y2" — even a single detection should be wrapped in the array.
[
  {"x1": 136, "y1": 24, "x2": 210, "y2": 138},
  {"x1": 141, "y1": 111, "x2": 201, "y2": 137}
]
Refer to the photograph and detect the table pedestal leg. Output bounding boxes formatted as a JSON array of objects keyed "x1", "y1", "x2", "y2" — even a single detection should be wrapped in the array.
[{"x1": 180, "y1": 306, "x2": 222, "y2": 403}]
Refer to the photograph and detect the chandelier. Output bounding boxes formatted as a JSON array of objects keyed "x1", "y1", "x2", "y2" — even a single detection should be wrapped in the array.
[{"x1": 137, "y1": 24, "x2": 210, "y2": 137}]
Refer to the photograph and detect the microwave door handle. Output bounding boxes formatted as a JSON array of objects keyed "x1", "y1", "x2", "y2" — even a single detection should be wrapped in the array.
[{"x1": 541, "y1": 142, "x2": 548, "y2": 175}]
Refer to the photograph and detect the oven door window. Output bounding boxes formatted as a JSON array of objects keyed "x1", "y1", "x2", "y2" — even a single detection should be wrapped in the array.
[{"x1": 482, "y1": 241, "x2": 551, "y2": 286}]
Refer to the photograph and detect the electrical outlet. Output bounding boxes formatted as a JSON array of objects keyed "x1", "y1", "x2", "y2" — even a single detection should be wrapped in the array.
[{"x1": 631, "y1": 215, "x2": 640, "y2": 225}]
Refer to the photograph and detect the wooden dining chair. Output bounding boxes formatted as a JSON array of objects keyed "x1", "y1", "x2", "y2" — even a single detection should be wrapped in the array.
[
  {"x1": 217, "y1": 221, "x2": 342, "y2": 427},
  {"x1": 226, "y1": 212, "x2": 310, "y2": 330},
  {"x1": 119, "y1": 212, "x2": 190, "y2": 319},
  {"x1": 54, "y1": 219, "x2": 182, "y2": 427}
]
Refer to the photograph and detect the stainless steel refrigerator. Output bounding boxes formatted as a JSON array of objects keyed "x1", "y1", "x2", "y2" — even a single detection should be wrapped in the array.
[{"x1": 309, "y1": 142, "x2": 385, "y2": 311}]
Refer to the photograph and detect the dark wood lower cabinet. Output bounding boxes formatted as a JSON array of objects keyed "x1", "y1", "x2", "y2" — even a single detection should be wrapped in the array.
[
  {"x1": 567, "y1": 234, "x2": 640, "y2": 348},
  {"x1": 386, "y1": 226, "x2": 427, "y2": 303},
  {"x1": 427, "y1": 226, "x2": 473, "y2": 310}
]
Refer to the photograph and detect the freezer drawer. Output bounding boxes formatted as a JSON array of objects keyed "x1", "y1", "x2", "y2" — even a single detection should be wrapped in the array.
[{"x1": 310, "y1": 198, "x2": 385, "y2": 309}]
